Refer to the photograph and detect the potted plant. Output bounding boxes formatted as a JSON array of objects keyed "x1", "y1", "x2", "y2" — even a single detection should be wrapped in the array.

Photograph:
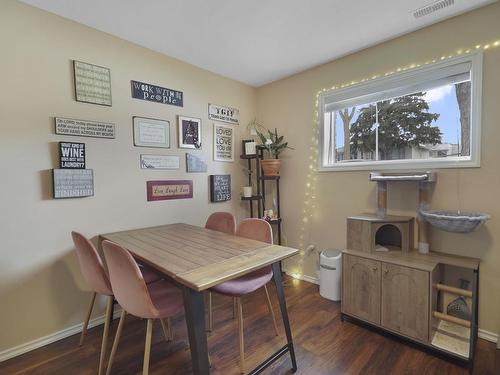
[{"x1": 248, "y1": 120, "x2": 293, "y2": 176}]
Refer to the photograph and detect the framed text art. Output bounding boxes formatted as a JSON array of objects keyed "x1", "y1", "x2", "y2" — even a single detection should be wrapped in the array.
[
  {"x1": 133, "y1": 117, "x2": 170, "y2": 148},
  {"x1": 140, "y1": 154, "x2": 180, "y2": 170},
  {"x1": 178, "y1": 116, "x2": 202, "y2": 149},
  {"x1": 210, "y1": 175, "x2": 231, "y2": 202},
  {"x1": 131, "y1": 80, "x2": 183, "y2": 107},
  {"x1": 55, "y1": 117, "x2": 115, "y2": 139},
  {"x1": 53, "y1": 169, "x2": 94, "y2": 199},
  {"x1": 242, "y1": 139, "x2": 257, "y2": 156},
  {"x1": 146, "y1": 180, "x2": 193, "y2": 201},
  {"x1": 73, "y1": 61, "x2": 112, "y2": 106},
  {"x1": 59, "y1": 142, "x2": 85, "y2": 169},
  {"x1": 208, "y1": 103, "x2": 239, "y2": 125},
  {"x1": 214, "y1": 123, "x2": 234, "y2": 162}
]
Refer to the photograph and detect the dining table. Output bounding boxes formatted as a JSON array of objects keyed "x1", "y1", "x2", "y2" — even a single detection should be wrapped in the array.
[{"x1": 100, "y1": 223, "x2": 299, "y2": 375}]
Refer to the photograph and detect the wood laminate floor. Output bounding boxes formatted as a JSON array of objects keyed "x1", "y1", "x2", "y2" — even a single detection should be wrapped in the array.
[{"x1": 1, "y1": 277, "x2": 499, "y2": 375}]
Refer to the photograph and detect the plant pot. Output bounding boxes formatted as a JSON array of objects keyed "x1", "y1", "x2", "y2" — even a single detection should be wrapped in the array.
[
  {"x1": 261, "y1": 159, "x2": 281, "y2": 176},
  {"x1": 242, "y1": 186, "x2": 253, "y2": 198}
]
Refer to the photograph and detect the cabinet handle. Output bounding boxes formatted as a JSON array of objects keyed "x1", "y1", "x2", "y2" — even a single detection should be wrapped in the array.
[
  {"x1": 372, "y1": 267, "x2": 378, "y2": 272},
  {"x1": 384, "y1": 269, "x2": 389, "y2": 275}
]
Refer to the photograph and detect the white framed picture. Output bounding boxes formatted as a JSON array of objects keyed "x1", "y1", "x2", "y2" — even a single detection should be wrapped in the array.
[
  {"x1": 214, "y1": 123, "x2": 234, "y2": 162},
  {"x1": 133, "y1": 117, "x2": 170, "y2": 148},
  {"x1": 178, "y1": 116, "x2": 202, "y2": 149},
  {"x1": 140, "y1": 154, "x2": 180, "y2": 170}
]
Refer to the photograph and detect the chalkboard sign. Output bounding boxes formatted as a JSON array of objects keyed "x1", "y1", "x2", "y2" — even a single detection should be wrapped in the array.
[
  {"x1": 210, "y1": 175, "x2": 231, "y2": 202},
  {"x1": 59, "y1": 142, "x2": 85, "y2": 169},
  {"x1": 131, "y1": 80, "x2": 183, "y2": 107},
  {"x1": 53, "y1": 169, "x2": 94, "y2": 199}
]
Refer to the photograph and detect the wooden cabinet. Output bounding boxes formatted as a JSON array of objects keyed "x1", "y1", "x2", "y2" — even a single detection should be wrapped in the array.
[
  {"x1": 381, "y1": 263, "x2": 429, "y2": 342},
  {"x1": 342, "y1": 254, "x2": 381, "y2": 325}
]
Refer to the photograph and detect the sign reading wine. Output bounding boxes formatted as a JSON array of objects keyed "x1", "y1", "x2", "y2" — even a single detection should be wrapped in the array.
[
  {"x1": 131, "y1": 80, "x2": 183, "y2": 107},
  {"x1": 210, "y1": 175, "x2": 231, "y2": 202},
  {"x1": 59, "y1": 142, "x2": 85, "y2": 169},
  {"x1": 146, "y1": 180, "x2": 193, "y2": 201}
]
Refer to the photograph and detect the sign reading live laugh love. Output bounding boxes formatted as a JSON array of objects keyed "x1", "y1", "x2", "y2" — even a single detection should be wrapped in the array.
[
  {"x1": 146, "y1": 180, "x2": 193, "y2": 201},
  {"x1": 208, "y1": 103, "x2": 239, "y2": 125},
  {"x1": 131, "y1": 80, "x2": 183, "y2": 107},
  {"x1": 55, "y1": 117, "x2": 115, "y2": 139}
]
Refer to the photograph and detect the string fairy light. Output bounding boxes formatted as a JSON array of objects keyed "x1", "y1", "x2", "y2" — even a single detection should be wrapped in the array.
[{"x1": 290, "y1": 38, "x2": 500, "y2": 280}]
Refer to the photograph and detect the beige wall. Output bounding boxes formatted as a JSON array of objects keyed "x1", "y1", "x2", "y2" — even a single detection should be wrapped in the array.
[
  {"x1": 257, "y1": 3, "x2": 500, "y2": 335},
  {"x1": 0, "y1": 0, "x2": 256, "y2": 353}
]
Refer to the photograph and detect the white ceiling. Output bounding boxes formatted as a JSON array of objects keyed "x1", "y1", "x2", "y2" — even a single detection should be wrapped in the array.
[{"x1": 20, "y1": 0, "x2": 495, "y2": 87}]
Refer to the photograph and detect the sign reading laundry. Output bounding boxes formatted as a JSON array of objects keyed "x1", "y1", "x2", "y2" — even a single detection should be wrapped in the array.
[
  {"x1": 131, "y1": 80, "x2": 183, "y2": 107},
  {"x1": 55, "y1": 117, "x2": 115, "y2": 139},
  {"x1": 208, "y1": 103, "x2": 239, "y2": 125},
  {"x1": 59, "y1": 142, "x2": 85, "y2": 169},
  {"x1": 146, "y1": 180, "x2": 193, "y2": 201}
]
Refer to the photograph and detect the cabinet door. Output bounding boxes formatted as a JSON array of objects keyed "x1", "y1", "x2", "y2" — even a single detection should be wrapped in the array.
[
  {"x1": 342, "y1": 254, "x2": 381, "y2": 324},
  {"x1": 381, "y1": 263, "x2": 429, "y2": 342}
]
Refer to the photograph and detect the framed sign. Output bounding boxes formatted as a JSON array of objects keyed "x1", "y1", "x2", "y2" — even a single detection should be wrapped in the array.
[
  {"x1": 214, "y1": 123, "x2": 234, "y2": 162},
  {"x1": 73, "y1": 60, "x2": 112, "y2": 106},
  {"x1": 242, "y1": 140, "x2": 257, "y2": 156},
  {"x1": 178, "y1": 116, "x2": 201, "y2": 149},
  {"x1": 147, "y1": 180, "x2": 193, "y2": 201},
  {"x1": 133, "y1": 117, "x2": 170, "y2": 148},
  {"x1": 208, "y1": 103, "x2": 239, "y2": 125},
  {"x1": 55, "y1": 117, "x2": 115, "y2": 139},
  {"x1": 59, "y1": 142, "x2": 85, "y2": 169},
  {"x1": 140, "y1": 154, "x2": 180, "y2": 170},
  {"x1": 210, "y1": 175, "x2": 231, "y2": 202},
  {"x1": 186, "y1": 153, "x2": 207, "y2": 173},
  {"x1": 53, "y1": 169, "x2": 94, "y2": 199},
  {"x1": 131, "y1": 80, "x2": 183, "y2": 107}
]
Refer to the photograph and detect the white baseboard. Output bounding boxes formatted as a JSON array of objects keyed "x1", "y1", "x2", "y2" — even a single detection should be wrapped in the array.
[
  {"x1": 0, "y1": 308, "x2": 122, "y2": 363},
  {"x1": 284, "y1": 269, "x2": 499, "y2": 346}
]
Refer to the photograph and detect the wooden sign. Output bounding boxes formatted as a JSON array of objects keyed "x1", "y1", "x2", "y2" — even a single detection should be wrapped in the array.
[
  {"x1": 214, "y1": 123, "x2": 234, "y2": 162},
  {"x1": 147, "y1": 180, "x2": 193, "y2": 201},
  {"x1": 131, "y1": 80, "x2": 183, "y2": 107},
  {"x1": 55, "y1": 117, "x2": 115, "y2": 139},
  {"x1": 208, "y1": 103, "x2": 239, "y2": 125},
  {"x1": 140, "y1": 154, "x2": 180, "y2": 170},
  {"x1": 210, "y1": 175, "x2": 231, "y2": 202},
  {"x1": 133, "y1": 117, "x2": 170, "y2": 148},
  {"x1": 59, "y1": 142, "x2": 85, "y2": 169},
  {"x1": 73, "y1": 60, "x2": 112, "y2": 106},
  {"x1": 53, "y1": 169, "x2": 94, "y2": 199},
  {"x1": 186, "y1": 153, "x2": 207, "y2": 173}
]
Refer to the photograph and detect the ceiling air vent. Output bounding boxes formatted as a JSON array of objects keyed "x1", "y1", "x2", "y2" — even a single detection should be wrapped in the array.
[{"x1": 413, "y1": 0, "x2": 455, "y2": 18}]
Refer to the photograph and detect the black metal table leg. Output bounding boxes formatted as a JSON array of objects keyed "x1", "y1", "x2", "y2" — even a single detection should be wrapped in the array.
[
  {"x1": 272, "y1": 261, "x2": 297, "y2": 372},
  {"x1": 183, "y1": 287, "x2": 210, "y2": 375}
]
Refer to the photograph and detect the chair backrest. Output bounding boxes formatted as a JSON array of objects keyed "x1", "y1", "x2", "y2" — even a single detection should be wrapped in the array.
[
  {"x1": 71, "y1": 231, "x2": 113, "y2": 296},
  {"x1": 205, "y1": 212, "x2": 236, "y2": 235},
  {"x1": 236, "y1": 218, "x2": 273, "y2": 244},
  {"x1": 101, "y1": 240, "x2": 159, "y2": 319}
]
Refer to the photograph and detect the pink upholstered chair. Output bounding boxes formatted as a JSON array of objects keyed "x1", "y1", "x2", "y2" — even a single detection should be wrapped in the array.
[
  {"x1": 205, "y1": 212, "x2": 236, "y2": 331},
  {"x1": 102, "y1": 240, "x2": 185, "y2": 375},
  {"x1": 210, "y1": 218, "x2": 279, "y2": 373},
  {"x1": 72, "y1": 232, "x2": 162, "y2": 375}
]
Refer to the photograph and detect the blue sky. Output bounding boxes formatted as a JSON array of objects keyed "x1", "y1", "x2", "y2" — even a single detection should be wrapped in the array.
[{"x1": 334, "y1": 83, "x2": 461, "y2": 147}]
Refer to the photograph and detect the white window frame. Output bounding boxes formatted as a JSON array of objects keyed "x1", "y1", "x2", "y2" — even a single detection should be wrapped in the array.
[{"x1": 318, "y1": 52, "x2": 483, "y2": 172}]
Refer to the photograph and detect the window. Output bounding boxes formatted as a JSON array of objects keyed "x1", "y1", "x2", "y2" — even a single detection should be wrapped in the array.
[{"x1": 319, "y1": 53, "x2": 482, "y2": 171}]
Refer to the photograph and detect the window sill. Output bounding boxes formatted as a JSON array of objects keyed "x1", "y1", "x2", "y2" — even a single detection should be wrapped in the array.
[{"x1": 318, "y1": 157, "x2": 479, "y2": 172}]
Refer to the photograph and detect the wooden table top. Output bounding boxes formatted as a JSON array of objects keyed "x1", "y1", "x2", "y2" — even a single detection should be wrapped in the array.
[{"x1": 100, "y1": 223, "x2": 299, "y2": 291}]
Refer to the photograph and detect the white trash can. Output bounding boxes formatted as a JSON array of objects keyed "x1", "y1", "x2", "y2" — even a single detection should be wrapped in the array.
[{"x1": 319, "y1": 249, "x2": 342, "y2": 301}]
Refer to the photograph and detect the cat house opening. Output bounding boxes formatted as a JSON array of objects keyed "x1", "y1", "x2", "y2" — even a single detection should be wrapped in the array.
[{"x1": 375, "y1": 224, "x2": 402, "y2": 251}]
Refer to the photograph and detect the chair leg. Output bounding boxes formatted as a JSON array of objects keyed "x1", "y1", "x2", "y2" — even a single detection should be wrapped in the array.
[
  {"x1": 208, "y1": 292, "x2": 213, "y2": 332},
  {"x1": 79, "y1": 292, "x2": 96, "y2": 346},
  {"x1": 264, "y1": 284, "x2": 279, "y2": 336},
  {"x1": 143, "y1": 319, "x2": 153, "y2": 375},
  {"x1": 160, "y1": 319, "x2": 170, "y2": 342},
  {"x1": 106, "y1": 310, "x2": 127, "y2": 375},
  {"x1": 233, "y1": 297, "x2": 237, "y2": 319},
  {"x1": 98, "y1": 296, "x2": 114, "y2": 375},
  {"x1": 237, "y1": 297, "x2": 245, "y2": 374},
  {"x1": 168, "y1": 317, "x2": 174, "y2": 341}
]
